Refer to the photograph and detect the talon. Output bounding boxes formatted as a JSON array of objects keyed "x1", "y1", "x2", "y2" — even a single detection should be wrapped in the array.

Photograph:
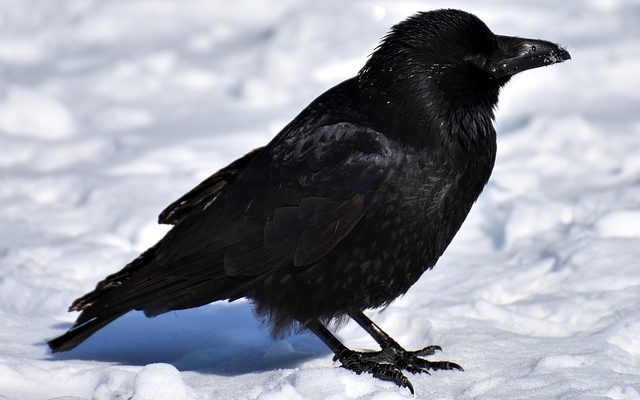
[
  {"x1": 451, "y1": 362, "x2": 464, "y2": 372},
  {"x1": 402, "y1": 379, "x2": 415, "y2": 395},
  {"x1": 417, "y1": 359, "x2": 464, "y2": 372}
]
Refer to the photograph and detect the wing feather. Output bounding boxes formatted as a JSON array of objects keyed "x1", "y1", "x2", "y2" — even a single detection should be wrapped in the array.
[
  {"x1": 76, "y1": 122, "x2": 394, "y2": 319},
  {"x1": 158, "y1": 147, "x2": 263, "y2": 225}
]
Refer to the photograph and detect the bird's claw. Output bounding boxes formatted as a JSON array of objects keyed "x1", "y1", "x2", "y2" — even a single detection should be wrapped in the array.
[
  {"x1": 335, "y1": 344, "x2": 462, "y2": 393},
  {"x1": 337, "y1": 349, "x2": 415, "y2": 394},
  {"x1": 402, "y1": 358, "x2": 464, "y2": 374},
  {"x1": 383, "y1": 345, "x2": 462, "y2": 374}
]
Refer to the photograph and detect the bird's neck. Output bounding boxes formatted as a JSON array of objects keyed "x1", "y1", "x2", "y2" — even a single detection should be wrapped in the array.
[
  {"x1": 358, "y1": 76, "x2": 498, "y2": 159},
  {"x1": 441, "y1": 101, "x2": 497, "y2": 157}
]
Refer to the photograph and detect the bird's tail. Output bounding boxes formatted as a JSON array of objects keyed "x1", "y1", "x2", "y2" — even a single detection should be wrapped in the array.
[
  {"x1": 48, "y1": 245, "x2": 160, "y2": 352},
  {"x1": 48, "y1": 240, "x2": 251, "y2": 352},
  {"x1": 48, "y1": 311, "x2": 125, "y2": 352}
]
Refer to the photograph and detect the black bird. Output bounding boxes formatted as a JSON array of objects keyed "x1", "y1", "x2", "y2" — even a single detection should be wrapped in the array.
[{"x1": 49, "y1": 9, "x2": 570, "y2": 393}]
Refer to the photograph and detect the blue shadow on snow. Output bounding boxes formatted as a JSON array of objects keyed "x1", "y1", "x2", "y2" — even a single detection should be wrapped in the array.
[{"x1": 45, "y1": 301, "x2": 329, "y2": 375}]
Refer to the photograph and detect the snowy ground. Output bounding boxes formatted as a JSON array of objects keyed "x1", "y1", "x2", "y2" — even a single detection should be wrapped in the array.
[{"x1": 1, "y1": 0, "x2": 639, "y2": 399}]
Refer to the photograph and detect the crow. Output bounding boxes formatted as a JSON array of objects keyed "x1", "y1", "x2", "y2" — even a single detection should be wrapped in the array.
[{"x1": 48, "y1": 9, "x2": 570, "y2": 393}]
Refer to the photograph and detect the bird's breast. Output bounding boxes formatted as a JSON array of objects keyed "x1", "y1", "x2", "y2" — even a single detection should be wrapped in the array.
[{"x1": 370, "y1": 147, "x2": 494, "y2": 267}]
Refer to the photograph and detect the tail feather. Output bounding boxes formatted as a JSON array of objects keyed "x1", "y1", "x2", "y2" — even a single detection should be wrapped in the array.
[
  {"x1": 48, "y1": 311, "x2": 125, "y2": 352},
  {"x1": 49, "y1": 245, "x2": 160, "y2": 352},
  {"x1": 49, "y1": 221, "x2": 252, "y2": 352},
  {"x1": 48, "y1": 247, "x2": 238, "y2": 352},
  {"x1": 70, "y1": 245, "x2": 159, "y2": 317}
]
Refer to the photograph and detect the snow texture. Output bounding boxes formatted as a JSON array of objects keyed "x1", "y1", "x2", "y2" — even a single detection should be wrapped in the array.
[{"x1": 1, "y1": 0, "x2": 639, "y2": 399}]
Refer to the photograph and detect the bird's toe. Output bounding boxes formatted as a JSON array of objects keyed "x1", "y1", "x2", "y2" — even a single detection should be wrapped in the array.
[
  {"x1": 409, "y1": 344, "x2": 442, "y2": 357},
  {"x1": 337, "y1": 350, "x2": 415, "y2": 394}
]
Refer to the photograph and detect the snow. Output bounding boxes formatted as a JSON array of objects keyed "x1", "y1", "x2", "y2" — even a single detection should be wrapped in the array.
[
  {"x1": 1, "y1": 0, "x2": 639, "y2": 399},
  {"x1": 0, "y1": 88, "x2": 77, "y2": 139},
  {"x1": 131, "y1": 364, "x2": 191, "y2": 400}
]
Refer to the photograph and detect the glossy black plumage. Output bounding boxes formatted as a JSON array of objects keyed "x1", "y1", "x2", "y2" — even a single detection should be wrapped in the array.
[{"x1": 48, "y1": 8, "x2": 570, "y2": 393}]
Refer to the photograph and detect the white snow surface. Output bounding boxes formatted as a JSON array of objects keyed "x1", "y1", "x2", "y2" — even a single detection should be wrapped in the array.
[{"x1": 1, "y1": 1, "x2": 639, "y2": 399}]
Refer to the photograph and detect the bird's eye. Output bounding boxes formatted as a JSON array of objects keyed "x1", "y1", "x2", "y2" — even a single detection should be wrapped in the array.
[{"x1": 464, "y1": 54, "x2": 488, "y2": 68}]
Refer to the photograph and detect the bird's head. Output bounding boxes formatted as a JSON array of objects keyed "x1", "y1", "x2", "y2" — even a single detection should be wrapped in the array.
[{"x1": 358, "y1": 9, "x2": 570, "y2": 147}]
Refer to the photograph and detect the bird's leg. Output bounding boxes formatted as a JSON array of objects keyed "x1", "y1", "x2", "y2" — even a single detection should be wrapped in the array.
[
  {"x1": 305, "y1": 319, "x2": 415, "y2": 394},
  {"x1": 349, "y1": 311, "x2": 439, "y2": 355},
  {"x1": 348, "y1": 311, "x2": 464, "y2": 374}
]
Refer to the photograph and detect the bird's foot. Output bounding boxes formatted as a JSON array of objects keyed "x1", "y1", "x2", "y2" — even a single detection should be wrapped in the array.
[
  {"x1": 335, "y1": 343, "x2": 462, "y2": 380},
  {"x1": 336, "y1": 349, "x2": 415, "y2": 394}
]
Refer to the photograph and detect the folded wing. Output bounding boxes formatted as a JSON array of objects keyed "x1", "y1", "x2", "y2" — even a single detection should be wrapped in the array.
[{"x1": 58, "y1": 122, "x2": 394, "y2": 349}]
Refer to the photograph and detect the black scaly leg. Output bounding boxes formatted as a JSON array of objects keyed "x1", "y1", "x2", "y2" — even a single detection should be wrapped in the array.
[
  {"x1": 305, "y1": 319, "x2": 415, "y2": 394},
  {"x1": 348, "y1": 311, "x2": 464, "y2": 374}
]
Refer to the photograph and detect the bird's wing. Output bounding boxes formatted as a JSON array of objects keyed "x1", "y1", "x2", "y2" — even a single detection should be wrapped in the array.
[
  {"x1": 71, "y1": 122, "x2": 394, "y2": 319},
  {"x1": 163, "y1": 121, "x2": 393, "y2": 270},
  {"x1": 249, "y1": 121, "x2": 394, "y2": 269},
  {"x1": 158, "y1": 147, "x2": 263, "y2": 225}
]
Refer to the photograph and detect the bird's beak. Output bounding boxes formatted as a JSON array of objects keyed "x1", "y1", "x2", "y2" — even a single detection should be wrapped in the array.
[{"x1": 488, "y1": 35, "x2": 571, "y2": 79}]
